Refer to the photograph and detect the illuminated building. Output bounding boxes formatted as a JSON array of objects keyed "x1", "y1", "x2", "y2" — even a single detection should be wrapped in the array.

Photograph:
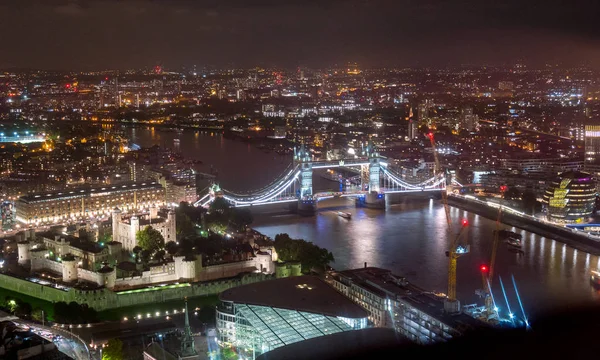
[
  {"x1": 542, "y1": 171, "x2": 596, "y2": 223},
  {"x1": 216, "y1": 276, "x2": 368, "y2": 359},
  {"x1": 584, "y1": 125, "x2": 600, "y2": 165},
  {"x1": 15, "y1": 181, "x2": 165, "y2": 225},
  {"x1": 112, "y1": 206, "x2": 176, "y2": 251},
  {"x1": 407, "y1": 107, "x2": 418, "y2": 140},
  {"x1": 327, "y1": 267, "x2": 486, "y2": 344},
  {"x1": 461, "y1": 106, "x2": 478, "y2": 131}
]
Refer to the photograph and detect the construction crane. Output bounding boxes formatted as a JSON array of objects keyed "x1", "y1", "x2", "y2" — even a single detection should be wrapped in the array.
[
  {"x1": 427, "y1": 132, "x2": 469, "y2": 313},
  {"x1": 427, "y1": 133, "x2": 450, "y2": 226},
  {"x1": 479, "y1": 185, "x2": 507, "y2": 320},
  {"x1": 445, "y1": 219, "x2": 470, "y2": 313}
]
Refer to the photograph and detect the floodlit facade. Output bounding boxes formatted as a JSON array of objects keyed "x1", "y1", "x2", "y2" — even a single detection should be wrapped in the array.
[
  {"x1": 15, "y1": 181, "x2": 165, "y2": 225},
  {"x1": 542, "y1": 171, "x2": 596, "y2": 223},
  {"x1": 112, "y1": 206, "x2": 176, "y2": 251},
  {"x1": 216, "y1": 276, "x2": 368, "y2": 358}
]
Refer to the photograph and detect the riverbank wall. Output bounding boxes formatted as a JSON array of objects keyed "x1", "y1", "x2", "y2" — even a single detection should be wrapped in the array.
[{"x1": 447, "y1": 195, "x2": 600, "y2": 255}]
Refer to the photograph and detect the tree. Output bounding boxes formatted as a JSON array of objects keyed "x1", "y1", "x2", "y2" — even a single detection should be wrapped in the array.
[
  {"x1": 273, "y1": 233, "x2": 334, "y2": 273},
  {"x1": 154, "y1": 249, "x2": 166, "y2": 262},
  {"x1": 53, "y1": 301, "x2": 97, "y2": 324},
  {"x1": 98, "y1": 232, "x2": 112, "y2": 245},
  {"x1": 165, "y1": 241, "x2": 179, "y2": 257},
  {"x1": 132, "y1": 246, "x2": 142, "y2": 263},
  {"x1": 221, "y1": 347, "x2": 237, "y2": 360},
  {"x1": 136, "y1": 226, "x2": 165, "y2": 253},
  {"x1": 31, "y1": 308, "x2": 45, "y2": 323},
  {"x1": 176, "y1": 212, "x2": 196, "y2": 239},
  {"x1": 231, "y1": 208, "x2": 253, "y2": 230},
  {"x1": 140, "y1": 250, "x2": 152, "y2": 267},
  {"x1": 102, "y1": 338, "x2": 123, "y2": 360},
  {"x1": 209, "y1": 197, "x2": 231, "y2": 215}
]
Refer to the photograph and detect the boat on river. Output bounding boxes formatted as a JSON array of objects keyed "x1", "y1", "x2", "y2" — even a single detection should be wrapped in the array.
[
  {"x1": 337, "y1": 212, "x2": 352, "y2": 219},
  {"x1": 494, "y1": 229, "x2": 523, "y2": 240},
  {"x1": 506, "y1": 237, "x2": 522, "y2": 248}
]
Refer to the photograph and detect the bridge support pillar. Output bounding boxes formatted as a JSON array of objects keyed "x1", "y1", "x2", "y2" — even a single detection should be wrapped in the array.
[
  {"x1": 356, "y1": 191, "x2": 386, "y2": 209},
  {"x1": 297, "y1": 198, "x2": 316, "y2": 216}
]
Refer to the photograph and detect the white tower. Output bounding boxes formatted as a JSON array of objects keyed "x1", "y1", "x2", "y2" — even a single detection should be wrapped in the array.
[
  {"x1": 17, "y1": 241, "x2": 31, "y2": 266},
  {"x1": 129, "y1": 215, "x2": 140, "y2": 251},
  {"x1": 111, "y1": 207, "x2": 121, "y2": 243},
  {"x1": 62, "y1": 257, "x2": 78, "y2": 283}
]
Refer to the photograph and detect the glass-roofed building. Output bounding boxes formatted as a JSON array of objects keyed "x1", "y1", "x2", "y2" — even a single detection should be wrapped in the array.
[{"x1": 216, "y1": 276, "x2": 369, "y2": 359}]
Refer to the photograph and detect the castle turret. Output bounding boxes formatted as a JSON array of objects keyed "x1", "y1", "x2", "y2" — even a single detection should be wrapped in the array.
[
  {"x1": 111, "y1": 207, "x2": 122, "y2": 243},
  {"x1": 98, "y1": 263, "x2": 116, "y2": 289},
  {"x1": 167, "y1": 209, "x2": 176, "y2": 243},
  {"x1": 129, "y1": 215, "x2": 140, "y2": 251},
  {"x1": 62, "y1": 255, "x2": 78, "y2": 283},
  {"x1": 17, "y1": 241, "x2": 31, "y2": 266}
]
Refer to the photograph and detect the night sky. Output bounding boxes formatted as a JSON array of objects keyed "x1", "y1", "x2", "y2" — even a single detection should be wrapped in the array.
[{"x1": 1, "y1": 0, "x2": 600, "y2": 70}]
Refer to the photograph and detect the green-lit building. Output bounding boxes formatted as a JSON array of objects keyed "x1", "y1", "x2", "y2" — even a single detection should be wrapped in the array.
[{"x1": 216, "y1": 276, "x2": 368, "y2": 359}]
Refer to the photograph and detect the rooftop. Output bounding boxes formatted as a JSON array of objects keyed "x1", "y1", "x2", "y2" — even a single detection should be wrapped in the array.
[
  {"x1": 333, "y1": 267, "x2": 486, "y2": 331},
  {"x1": 255, "y1": 328, "x2": 410, "y2": 360},
  {"x1": 39, "y1": 232, "x2": 105, "y2": 254},
  {"x1": 220, "y1": 275, "x2": 368, "y2": 319},
  {"x1": 18, "y1": 181, "x2": 163, "y2": 203}
]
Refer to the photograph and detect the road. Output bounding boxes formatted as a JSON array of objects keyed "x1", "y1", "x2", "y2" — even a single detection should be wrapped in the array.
[{"x1": 14, "y1": 320, "x2": 91, "y2": 360}]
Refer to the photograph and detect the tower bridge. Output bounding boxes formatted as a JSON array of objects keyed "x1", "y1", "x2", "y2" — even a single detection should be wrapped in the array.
[{"x1": 194, "y1": 142, "x2": 445, "y2": 215}]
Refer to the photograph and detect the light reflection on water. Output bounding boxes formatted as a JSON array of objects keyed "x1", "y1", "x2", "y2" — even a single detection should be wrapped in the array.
[
  {"x1": 254, "y1": 198, "x2": 600, "y2": 317},
  {"x1": 127, "y1": 126, "x2": 600, "y2": 318}
]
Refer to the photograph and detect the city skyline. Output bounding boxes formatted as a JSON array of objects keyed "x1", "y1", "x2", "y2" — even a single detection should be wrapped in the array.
[{"x1": 1, "y1": 0, "x2": 600, "y2": 70}]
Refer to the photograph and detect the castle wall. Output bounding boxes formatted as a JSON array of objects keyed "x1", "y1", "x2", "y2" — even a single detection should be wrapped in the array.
[
  {"x1": 31, "y1": 257, "x2": 63, "y2": 274},
  {"x1": 0, "y1": 272, "x2": 272, "y2": 311},
  {"x1": 200, "y1": 259, "x2": 260, "y2": 282},
  {"x1": 78, "y1": 268, "x2": 104, "y2": 285}
]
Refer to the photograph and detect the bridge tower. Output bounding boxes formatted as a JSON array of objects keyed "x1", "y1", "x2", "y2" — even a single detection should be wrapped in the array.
[
  {"x1": 357, "y1": 140, "x2": 386, "y2": 209},
  {"x1": 294, "y1": 143, "x2": 316, "y2": 215}
]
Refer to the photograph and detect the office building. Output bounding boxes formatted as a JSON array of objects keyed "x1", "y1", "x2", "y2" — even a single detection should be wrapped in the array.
[
  {"x1": 500, "y1": 157, "x2": 583, "y2": 175},
  {"x1": 15, "y1": 181, "x2": 165, "y2": 225},
  {"x1": 327, "y1": 267, "x2": 485, "y2": 344},
  {"x1": 216, "y1": 276, "x2": 368, "y2": 359},
  {"x1": 584, "y1": 125, "x2": 600, "y2": 165},
  {"x1": 461, "y1": 106, "x2": 478, "y2": 132},
  {"x1": 542, "y1": 171, "x2": 596, "y2": 223}
]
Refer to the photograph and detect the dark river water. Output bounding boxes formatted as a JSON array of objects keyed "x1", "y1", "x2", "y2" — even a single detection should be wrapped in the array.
[{"x1": 126, "y1": 126, "x2": 600, "y2": 319}]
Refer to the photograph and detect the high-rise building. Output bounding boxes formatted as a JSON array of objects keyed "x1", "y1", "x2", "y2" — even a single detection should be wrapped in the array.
[
  {"x1": 584, "y1": 125, "x2": 600, "y2": 165},
  {"x1": 584, "y1": 125, "x2": 600, "y2": 190},
  {"x1": 129, "y1": 161, "x2": 150, "y2": 182},
  {"x1": 418, "y1": 100, "x2": 433, "y2": 126},
  {"x1": 407, "y1": 107, "x2": 418, "y2": 140},
  {"x1": 461, "y1": 106, "x2": 478, "y2": 131}
]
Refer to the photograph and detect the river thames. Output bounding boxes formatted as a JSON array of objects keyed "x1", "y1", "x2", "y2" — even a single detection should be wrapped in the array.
[{"x1": 126, "y1": 126, "x2": 600, "y2": 318}]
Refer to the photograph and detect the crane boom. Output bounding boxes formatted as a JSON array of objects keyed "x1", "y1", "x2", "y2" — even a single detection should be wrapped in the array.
[{"x1": 427, "y1": 133, "x2": 450, "y2": 226}]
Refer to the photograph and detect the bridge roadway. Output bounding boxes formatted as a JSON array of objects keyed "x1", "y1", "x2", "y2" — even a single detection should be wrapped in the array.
[{"x1": 195, "y1": 157, "x2": 445, "y2": 208}]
